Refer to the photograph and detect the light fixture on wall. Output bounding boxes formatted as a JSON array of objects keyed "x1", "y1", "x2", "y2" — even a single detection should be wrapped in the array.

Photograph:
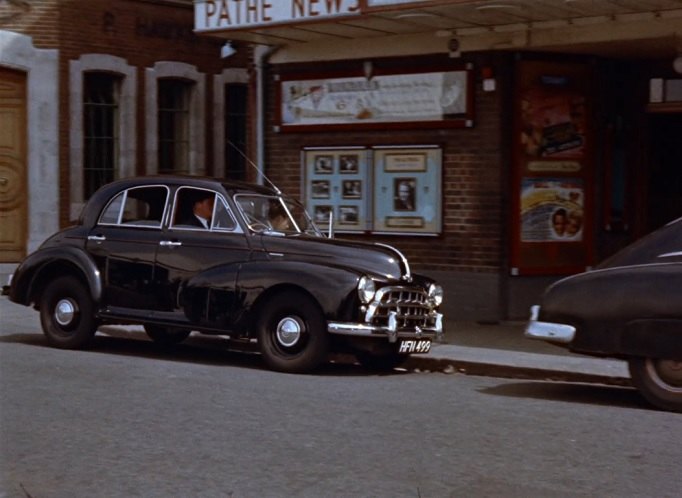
[
  {"x1": 481, "y1": 66, "x2": 496, "y2": 92},
  {"x1": 221, "y1": 41, "x2": 236, "y2": 59},
  {"x1": 448, "y1": 38, "x2": 461, "y2": 58},
  {"x1": 674, "y1": 54, "x2": 682, "y2": 75},
  {"x1": 363, "y1": 60, "x2": 373, "y2": 81},
  {"x1": 674, "y1": 36, "x2": 682, "y2": 74}
]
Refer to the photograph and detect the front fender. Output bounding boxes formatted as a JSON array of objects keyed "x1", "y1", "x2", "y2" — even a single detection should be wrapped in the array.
[
  {"x1": 540, "y1": 263, "x2": 682, "y2": 355},
  {"x1": 236, "y1": 260, "x2": 362, "y2": 325},
  {"x1": 9, "y1": 246, "x2": 103, "y2": 305}
]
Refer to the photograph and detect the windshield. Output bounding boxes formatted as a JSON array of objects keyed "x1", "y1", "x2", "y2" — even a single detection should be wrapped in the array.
[{"x1": 234, "y1": 194, "x2": 322, "y2": 236}]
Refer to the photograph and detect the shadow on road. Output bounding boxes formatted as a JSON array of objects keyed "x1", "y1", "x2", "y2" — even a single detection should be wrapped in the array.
[
  {"x1": 479, "y1": 381, "x2": 653, "y2": 411},
  {"x1": 0, "y1": 329, "x2": 408, "y2": 378}
]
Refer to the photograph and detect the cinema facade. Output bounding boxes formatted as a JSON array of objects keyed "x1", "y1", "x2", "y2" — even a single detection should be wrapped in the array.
[
  {"x1": 190, "y1": 0, "x2": 682, "y2": 319},
  {"x1": 2, "y1": 0, "x2": 681, "y2": 320}
]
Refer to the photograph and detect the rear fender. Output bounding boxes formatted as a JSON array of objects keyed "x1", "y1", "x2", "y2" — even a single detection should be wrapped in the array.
[{"x1": 9, "y1": 247, "x2": 103, "y2": 305}]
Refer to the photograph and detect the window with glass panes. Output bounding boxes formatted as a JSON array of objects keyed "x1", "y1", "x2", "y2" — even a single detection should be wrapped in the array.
[
  {"x1": 84, "y1": 72, "x2": 120, "y2": 198},
  {"x1": 158, "y1": 78, "x2": 191, "y2": 174},
  {"x1": 225, "y1": 83, "x2": 248, "y2": 180}
]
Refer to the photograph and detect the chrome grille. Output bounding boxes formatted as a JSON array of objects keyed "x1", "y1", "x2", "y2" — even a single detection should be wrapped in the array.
[{"x1": 368, "y1": 286, "x2": 434, "y2": 329}]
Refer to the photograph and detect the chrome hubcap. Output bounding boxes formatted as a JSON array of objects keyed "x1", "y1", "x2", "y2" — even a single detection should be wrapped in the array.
[
  {"x1": 646, "y1": 358, "x2": 682, "y2": 392},
  {"x1": 276, "y1": 317, "x2": 303, "y2": 347},
  {"x1": 54, "y1": 299, "x2": 78, "y2": 326}
]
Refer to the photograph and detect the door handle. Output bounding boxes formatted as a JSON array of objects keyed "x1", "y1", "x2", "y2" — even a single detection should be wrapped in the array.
[
  {"x1": 87, "y1": 235, "x2": 106, "y2": 242},
  {"x1": 0, "y1": 177, "x2": 8, "y2": 186},
  {"x1": 159, "y1": 240, "x2": 182, "y2": 247}
]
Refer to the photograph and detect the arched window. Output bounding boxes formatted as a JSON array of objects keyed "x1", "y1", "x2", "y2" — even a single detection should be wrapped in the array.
[
  {"x1": 157, "y1": 78, "x2": 192, "y2": 174},
  {"x1": 70, "y1": 54, "x2": 136, "y2": 212},
  {"x1": 83, "y1": 71, "x2": 121, "y2": 198},
  {"x1": 145, "y1": 62, "x2": 205, "y2": 176}
]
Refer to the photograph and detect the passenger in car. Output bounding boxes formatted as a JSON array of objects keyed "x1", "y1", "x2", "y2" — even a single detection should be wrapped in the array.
[
  {"x1": 269, "y1": 202, "x2": 290, "y2": 231},
  {"x1": 179, "y1": 190, "x2": 214, "y2": 229}
]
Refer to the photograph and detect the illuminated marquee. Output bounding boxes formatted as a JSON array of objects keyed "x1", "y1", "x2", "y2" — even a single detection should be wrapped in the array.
[{"x1": 195, "y1": 0, "x2": 361, "y2": 31}]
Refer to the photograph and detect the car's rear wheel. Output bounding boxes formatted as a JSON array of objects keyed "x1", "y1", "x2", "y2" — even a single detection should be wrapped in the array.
[
  {"x1": 144, "y1": 325, "x2": 191, "y2": 346},
  {"x1": 628, "y1": 357, "x2": 682, "y2": 412},
  {"x1": 39, "y1": 275, "x2": 97, "y2": 349},
  {"x1": 256, "y1": 292, "x2": 329, "y2": 373}
]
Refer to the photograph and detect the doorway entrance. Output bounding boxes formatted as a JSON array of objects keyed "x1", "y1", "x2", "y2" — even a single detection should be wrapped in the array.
[
  {"x1": 0, "y1": 66, "x2": 28, "y2": 262},
  {"x1": 646, "y1": 113, "x2": 682, "y2": 233}
]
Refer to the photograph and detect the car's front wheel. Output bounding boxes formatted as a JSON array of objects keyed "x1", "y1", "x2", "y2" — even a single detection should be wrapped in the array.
[
  {"x1": 39, "y1": 275, "x2": 97, "y2": 349},
  {"x1": 628, "y1": 357, "x2": 682, "y2": 412},
  {"x1": 256, "y1": 292, "x2": 329, "y2": 373},
  {"x1": 144, "y1": 325, "x2": 191, "y2": 346}
]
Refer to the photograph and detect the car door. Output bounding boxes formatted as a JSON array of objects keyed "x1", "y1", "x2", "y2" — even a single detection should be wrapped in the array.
[
  {"x1": 86, "y1": 185, "x2": 169, "y2": 312},
  {"x1": 153, "y1": 187, "x2": 253, "y2": 330}
]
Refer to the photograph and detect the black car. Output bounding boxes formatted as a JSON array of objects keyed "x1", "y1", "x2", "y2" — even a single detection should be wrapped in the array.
[
  {"x1": 3, "y1": 176, "x2": 443, "y2": 373},
  {"x1": 525, "y1": 218, "x2": 682, "y2": 411}
]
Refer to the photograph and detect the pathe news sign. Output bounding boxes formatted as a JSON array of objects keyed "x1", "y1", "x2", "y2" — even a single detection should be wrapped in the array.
[{"x1": 195, "y1": 0, "x2": 361, "y2": 31}]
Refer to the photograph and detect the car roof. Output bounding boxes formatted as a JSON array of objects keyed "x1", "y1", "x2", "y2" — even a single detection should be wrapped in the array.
[{"x1": 80, "y1": 175, "x2": 281, "y2": 226}]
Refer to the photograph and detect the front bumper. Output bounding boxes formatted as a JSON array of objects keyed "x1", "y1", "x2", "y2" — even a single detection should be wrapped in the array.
[
  {"x1": 1, "y1": 274, "x2": 12, "y2": 297},
  {"x1": 328, "y1": 311, "x2": 444, "y2": 343},
  {"x1": 524, "y1": 305, "x2": 576, "y2": 344}
]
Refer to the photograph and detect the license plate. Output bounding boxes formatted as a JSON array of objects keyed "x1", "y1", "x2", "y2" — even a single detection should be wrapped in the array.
[{"x1": 398, "y1": 339, "x2": 431, "y2": 354}]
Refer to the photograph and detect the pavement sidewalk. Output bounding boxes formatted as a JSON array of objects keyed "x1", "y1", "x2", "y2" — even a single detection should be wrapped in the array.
[{"x1": 408, "y1": 320, "x2": 631, "y2": 386}]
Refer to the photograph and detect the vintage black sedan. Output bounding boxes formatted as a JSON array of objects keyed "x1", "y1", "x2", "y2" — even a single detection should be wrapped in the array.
[
  {"x1": 3, "y1": 176, "x2": 443, "y2": 373},
  {"x1": 525, "y1": 218, "x2": 682, "y2": 411}
]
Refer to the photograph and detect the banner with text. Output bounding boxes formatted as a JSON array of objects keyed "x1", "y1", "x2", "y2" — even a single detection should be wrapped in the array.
[{"x1": 280, "y1": 70, "x2": 471, "y2": 130}]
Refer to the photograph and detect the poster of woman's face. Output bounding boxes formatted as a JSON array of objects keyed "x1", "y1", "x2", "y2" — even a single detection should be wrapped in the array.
[
  {"x1": 339, "y1": 154, "x2": 359, "y2": 174},
  {"x1": 393, "y1": 178, "x2": 416, "y2": 211},
  {"x1": 314, "y1": 155, "x2": 333, "y2": 174}
]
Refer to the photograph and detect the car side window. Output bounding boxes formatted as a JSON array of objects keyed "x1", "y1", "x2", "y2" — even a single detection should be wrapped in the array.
[
  {"x1": 212, "y1": 196, "x2": 238, "y2": 232},
  {"x1": 171, "y1": 187, "x2": 238, "y2": 232},
  {"x1": 98, "y1": 186, "x2": 169, "y2": 228}
]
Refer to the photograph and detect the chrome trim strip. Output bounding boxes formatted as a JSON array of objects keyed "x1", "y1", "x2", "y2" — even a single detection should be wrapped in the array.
[
  {"x1": 328, "y1": 313, "x2": 444, "y2": 343},
  {"x1": 375, "y1": 242, "x2": 412, "y2": 282},
  {"x1": 524, "y1": 305, "x2": 576, "y2": 344},
  {"x1": 658, "y1": 251, "x2": 682, "y2": 258}
]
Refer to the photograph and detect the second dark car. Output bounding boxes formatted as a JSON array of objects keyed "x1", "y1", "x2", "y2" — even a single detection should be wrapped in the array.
[
  {"x1": 4, "y1": 176, "x2": 444, "y2": 373},
  {"x1": 525, "y1": 218, "x2": 682, "y2": 412}
]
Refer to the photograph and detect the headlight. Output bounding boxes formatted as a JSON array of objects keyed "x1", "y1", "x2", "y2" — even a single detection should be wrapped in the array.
[
  {"x1": 357, "y1": 276, "x2": 376, "y2": 304},
  {"x1": 428, "y1": 283, "x2": 444, "y2": 307}
]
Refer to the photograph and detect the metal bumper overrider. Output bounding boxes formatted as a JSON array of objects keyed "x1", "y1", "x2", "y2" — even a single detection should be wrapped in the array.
[
  {"x1": 328, "y1": 310, "x2": 444, "y2": 343},
  {"x1": 524, "y1": 305, "x2": 576, "y2": 343}
]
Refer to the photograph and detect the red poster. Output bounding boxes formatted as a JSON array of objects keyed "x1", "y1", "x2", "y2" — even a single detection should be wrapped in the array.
[{"x1": 510, "y1": 60, "x2": 594, "y2": 275}]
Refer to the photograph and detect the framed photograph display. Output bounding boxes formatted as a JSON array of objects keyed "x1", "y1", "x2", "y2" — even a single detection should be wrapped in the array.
[
  {"x1": 373, "y1": 146, "x2": 442, "y2": 235},
  {"x1": 303, "y1": 145, "x2": 442, "y2": 235},
  {"x1": 303, "y1": 147, "x2": 369, "y2": 233}
]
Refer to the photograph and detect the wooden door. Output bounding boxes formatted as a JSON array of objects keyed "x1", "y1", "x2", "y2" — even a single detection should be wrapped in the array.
[{"x1": 0, "y1": 67, "x2": 27, "y2": 262}]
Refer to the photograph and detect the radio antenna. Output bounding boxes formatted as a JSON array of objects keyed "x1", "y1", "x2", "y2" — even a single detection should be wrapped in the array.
[{"x1": 227, "y1": 140, "x2": 281, "y2": 194}]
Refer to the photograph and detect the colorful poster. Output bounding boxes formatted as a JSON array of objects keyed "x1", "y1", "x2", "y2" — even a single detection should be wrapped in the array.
[
  {"x1": 521, "y1": 178, "x2": 584, "y2": 242},
  {"x1": 520, "y1": 79, "x2": 587, "y2": 159},
  {"x1": 281, "y1": 71, "x2": 468, "y2": 127}
]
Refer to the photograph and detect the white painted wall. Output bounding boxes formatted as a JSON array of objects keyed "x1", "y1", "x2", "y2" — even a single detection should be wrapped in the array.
[{"x1": 0, "y1": 29, "x2": 59, "y2": 252}]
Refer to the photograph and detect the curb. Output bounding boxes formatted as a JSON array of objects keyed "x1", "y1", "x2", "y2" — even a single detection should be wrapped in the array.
[{"x1": 404, "y1": 355, "x2": 632, "y2": 387}]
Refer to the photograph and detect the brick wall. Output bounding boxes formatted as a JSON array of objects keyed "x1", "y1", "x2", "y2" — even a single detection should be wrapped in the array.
[{"x1": 263, "y1": 53, "x2": 509, "y2": 275}]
